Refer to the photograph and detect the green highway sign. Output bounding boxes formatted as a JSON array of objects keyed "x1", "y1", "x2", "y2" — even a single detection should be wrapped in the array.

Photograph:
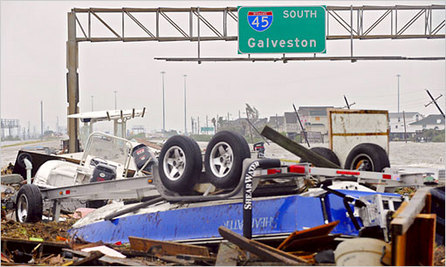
[{"x1": 238, "y1": 6, "x2": 326, "y2": 54}]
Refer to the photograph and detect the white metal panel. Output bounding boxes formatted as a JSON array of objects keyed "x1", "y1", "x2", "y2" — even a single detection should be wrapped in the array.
[
  {"x1": 331, "y1": 113, "x2": 388, "y2": 133},
  {"x1": 329, "y1": 109, "x2": 389, "y2": 168}
]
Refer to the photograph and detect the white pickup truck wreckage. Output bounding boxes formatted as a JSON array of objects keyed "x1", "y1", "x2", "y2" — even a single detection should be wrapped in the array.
[{"x1": 13, "y1": 132, "x2": 159, "y2": 222}]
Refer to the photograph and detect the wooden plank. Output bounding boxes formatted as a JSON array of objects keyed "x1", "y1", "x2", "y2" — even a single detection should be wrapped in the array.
[
  {"x1": 215, "y1": 242, "x2": 239, "y2": 266},
  {"x1": 392, "y1": 232, "x2": 407, "y2": 266},
  {"x1": 392, "y1": 201, "x2": 408, "y2": 219},
  {"x1": 0, "y1": 237, "x2": 69, "y2": 248},
  {"x1": 281, "y1": 234, "x2": 340, "y2": 252},
  {"x1": 410, "y1": 214, "x2": 436, "y2": 266},
  {"x1": 128, "y1": 236, "x2": 209, "y2": 257},
  {"x1": 278, "y1": 221, "x2": 339, "y2": 250},
  {"x1": 260, "y1": 125, "x2": 340, "y2": 168},
  {"x1": 392, "y1": 213, "x2": 437, "y2": 266},
  {"x1": 218, "y1": 226, "x2": 309, "y2": 265},
  {"x1": 252, "y1": 240, "x2": 310, "y2": 264},
  {"x1": 422, "y1": 193, "x2": 432, "y2": 213},
  {"x1": 391, "y1": 187, "x2": 431, "y2": 235},
  {"x1": 72, "y1": 251, "x2": 104, "y2": 266}
]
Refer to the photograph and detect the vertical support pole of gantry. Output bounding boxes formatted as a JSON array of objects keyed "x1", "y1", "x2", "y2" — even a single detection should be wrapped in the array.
[{"x1": 67, "y1": 11, "x2": 80, "y2": 152}]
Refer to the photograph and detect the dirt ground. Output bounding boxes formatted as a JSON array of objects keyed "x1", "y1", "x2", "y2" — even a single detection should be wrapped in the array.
[
  {"x1": 1, "y1": 218, "x2": 77, "y2": 242},
  {"x1": 434, "y1": 246, "x2": 446, "y2": 266}
]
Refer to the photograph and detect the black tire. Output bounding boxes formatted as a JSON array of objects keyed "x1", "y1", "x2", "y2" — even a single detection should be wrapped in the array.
[
  {"x1": 344, "y1": 143, "x2": 390, "y2": 172},
  {"x1": 16, "y1": 153, "x2": 33, "y2": 169},
  {"x1": 86, "y1": 200, "x2": 108, "y2": 209},
  {"x1": 158, "y1": 135, "x2": 202, "y2": 193},
  {"x1": 15, "y1": 184, "x2": 43, "y2": 223},
  {"x1": 302, "y1": 147, "x2": 340, "y2": 167},
  {"x1": 204, "y1": 131, "x2": 251, "y2": 189}
]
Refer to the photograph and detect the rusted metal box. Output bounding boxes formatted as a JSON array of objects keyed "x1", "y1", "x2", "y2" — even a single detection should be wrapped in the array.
[{"x1": 328, "y1": 109, "x2": 389, "y2": 168}]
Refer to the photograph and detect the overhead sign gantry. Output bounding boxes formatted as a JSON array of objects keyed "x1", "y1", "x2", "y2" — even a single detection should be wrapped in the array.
[{"x1": 66, "y1": 5, "x2": 445, "y2": 152}]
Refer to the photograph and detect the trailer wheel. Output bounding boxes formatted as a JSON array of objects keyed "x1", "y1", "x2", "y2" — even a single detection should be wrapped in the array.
[
  {"x1": 158, "y1": 135, "x2": 201, "y2": 193},
  {"x1": 302, "y1": 147, "x2": 341, "y2": 167},
  {"x1": 15, "y1": 184, "x2": 42, "y2": 223},
  {"x1": 344, "y1": 143, "x2": 390, "y2": 172},
  {"x1": 204, "y1": 131, "x2": 250, "y2": 189}
]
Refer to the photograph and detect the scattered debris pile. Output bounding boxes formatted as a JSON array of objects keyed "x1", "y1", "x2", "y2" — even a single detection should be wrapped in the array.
[
  {"x1": 1, "y1": 220, "x2": 342, "y2": 266},
  {"x1": 1, "y1": 218, "x2": 75, "y2": 241},
  {"x1": 1, "y1": 186, "x2": 446, "y2": 266}
]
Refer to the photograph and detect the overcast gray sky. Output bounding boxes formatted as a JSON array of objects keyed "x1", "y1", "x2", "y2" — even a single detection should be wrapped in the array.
[{"x1": 1, "y1": 0, "x2": 444, "y2": 134}]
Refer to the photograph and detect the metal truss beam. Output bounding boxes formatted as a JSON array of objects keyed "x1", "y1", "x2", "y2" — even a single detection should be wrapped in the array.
[
  {"x1": 71, "y1": 5, "x2": 445, "y2": 42},
  {"x1": 155, "y1": 56, "x2": 445, "y2": 62}
]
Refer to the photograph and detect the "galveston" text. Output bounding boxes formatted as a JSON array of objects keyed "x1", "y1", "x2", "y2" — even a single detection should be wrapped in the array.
[{"x1": 247, "y1": 37, "x2": 316, "y2": 49}]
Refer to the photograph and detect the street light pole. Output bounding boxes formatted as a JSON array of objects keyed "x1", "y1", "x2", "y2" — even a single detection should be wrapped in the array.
[
  {"x1": 161, "y1": 71, "x2": 166, "y2": 132},
  {"x1": 91, "y1": 96, "x2": 94, "y2": 111},
  {"x1": 184, "y1": 74, "x2": 187, "y2": 135}
]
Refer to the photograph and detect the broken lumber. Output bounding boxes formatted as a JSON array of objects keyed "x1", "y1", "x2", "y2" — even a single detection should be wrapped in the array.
[
  {"x1": 261, "y1": 126, "x2": 340, "y2": 168},
  {"x1": 281, "y1": 234, "x2": 341, "y2": 252},
  {"x1": 391, "y1": 187, "x2": 436, "y2": 266},
  {"x1": 218, "y1": 226, "x2": 309, "y2": 265},
  {"x1": 72, "y1": 251, "x2": 104, "y2": 266},
  {"x1": 278, "y1": 221, "x2": 339, "y2": 250},
  {"x1": 128, "y1": 236, "x2": 209, "y2": 257},
  {"x1": 391, "y1": 187, "x2": 431, "y2": 235},
  {"x1": 215, "y1": 242, "x2": 239, "y2": 266}
]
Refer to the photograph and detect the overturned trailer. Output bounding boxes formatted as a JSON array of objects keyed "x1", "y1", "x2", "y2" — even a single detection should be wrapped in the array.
[
  {"x1": 10, "y1": 125, "x2": 442, "y2": 247},
  {"x1": 67, "y1": 130, "x2": 413, "y2": 245}
]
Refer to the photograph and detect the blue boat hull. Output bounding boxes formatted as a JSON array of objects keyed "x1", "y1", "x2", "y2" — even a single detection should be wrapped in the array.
[{"x1": 69, "y1": 190, "x2": 399, "y2": 244}]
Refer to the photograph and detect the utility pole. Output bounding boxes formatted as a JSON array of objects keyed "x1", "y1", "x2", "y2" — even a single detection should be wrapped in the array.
[
  {"x1": 396, "y1": 74, "x2": 401, "y2": 120},
  {"x1": 40, "y1": 101, "x2": 44, "y2": 140},
  {"x1": 67, "y1": 11, "x2": 79, "y2": 152},
  {"x1": 184, "y1": 74, "x2": 187, "y2": 135},
  {"x1": 425, "y1": 89, "x2": 445, "y2": 118},
  {"x1": 161, "y1": 71, "x2": 166, "y2": 132},
  {"x1": 403, "y1": 111, "x2": 407, "y2": 143},
  {"x1": 293, "y1": 104, "x2": 310, "y2": 147},
  {"x1": 113, "y1": 91, "x2": 117, "y2": 110},
  {"x1": 343, "y1": 95, "x2": 356, "y2": 109},
  {"x1": 91, "y1": 96, "x2": 94, "y2": 111}
]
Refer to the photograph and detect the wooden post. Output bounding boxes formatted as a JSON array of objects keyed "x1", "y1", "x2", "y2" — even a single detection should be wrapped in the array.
[{"x1": 391, "y1": 187, "x2": 436, "y2": 266}]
